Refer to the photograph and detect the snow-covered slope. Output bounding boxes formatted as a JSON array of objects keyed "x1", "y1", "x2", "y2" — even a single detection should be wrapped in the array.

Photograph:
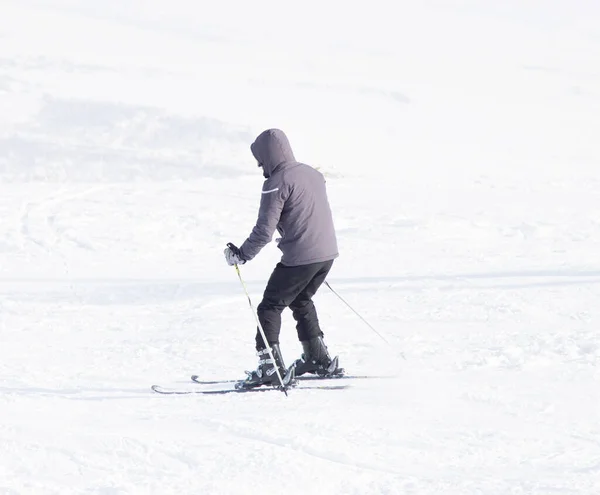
[{"x1": 1, "y1": 1, "x2": 599, "y2": 494}]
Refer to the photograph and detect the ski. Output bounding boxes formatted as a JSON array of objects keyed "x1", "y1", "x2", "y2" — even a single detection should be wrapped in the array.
[
  {"x1": 190, "y1": 373, "x2": 392, "y2": 385},
  {"x1": 151, "y1": 383, "x2": 350, "y2": 395}
]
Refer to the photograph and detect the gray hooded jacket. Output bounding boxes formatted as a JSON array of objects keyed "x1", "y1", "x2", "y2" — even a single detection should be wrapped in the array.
[{"x1": 239, "y1": 129, "x2": 339, "y2": 266}]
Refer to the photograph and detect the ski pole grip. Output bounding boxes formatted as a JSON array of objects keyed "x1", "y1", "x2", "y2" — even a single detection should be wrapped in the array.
[{"x1": 227, "y1": 242, "x2": 240, "y2": 255}]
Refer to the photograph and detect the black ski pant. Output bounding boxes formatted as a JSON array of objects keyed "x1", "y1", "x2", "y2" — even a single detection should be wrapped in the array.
[{"x1": 255, "y1": 259, "x2": 334, "y2": 350}]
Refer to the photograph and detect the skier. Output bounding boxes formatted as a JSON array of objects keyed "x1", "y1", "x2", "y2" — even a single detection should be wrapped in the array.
[{"x1": 224, "y1": 128, "x2": 343, "y2": 388}]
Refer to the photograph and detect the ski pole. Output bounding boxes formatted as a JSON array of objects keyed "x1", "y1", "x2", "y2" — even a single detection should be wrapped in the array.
[
  {"x1": 324, "y1": 281, "x2": 406, "y2": 360},
  {"x1": 232, "y1": 262, "x2": 289, "y2": 395}
]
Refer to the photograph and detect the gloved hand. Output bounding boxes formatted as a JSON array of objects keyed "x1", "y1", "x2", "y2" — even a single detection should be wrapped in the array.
[{"x1": 224, "y1": 242, "x2": 246, "y2": 266}]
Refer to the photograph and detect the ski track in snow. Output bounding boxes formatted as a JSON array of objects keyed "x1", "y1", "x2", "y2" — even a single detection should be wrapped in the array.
[
  {"x1": 20, "y1": 185, "x2": 110, "y2": 252},
  {"x1": 2, "y1": 1, "x2": 600, "y2": 494}
]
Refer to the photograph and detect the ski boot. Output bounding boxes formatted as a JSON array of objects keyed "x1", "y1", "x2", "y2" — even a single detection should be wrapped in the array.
[
  {"x1": 291, "y1": 336, "x2": 344, "y2": 378},
  {"x1": 236, "y1": 344, "x2": 296, "y2": 390}
]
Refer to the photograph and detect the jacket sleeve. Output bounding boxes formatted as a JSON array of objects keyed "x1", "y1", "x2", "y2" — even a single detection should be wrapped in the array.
[{"x1": 239, "y1": 180, "x2": 288, "y2": 261}]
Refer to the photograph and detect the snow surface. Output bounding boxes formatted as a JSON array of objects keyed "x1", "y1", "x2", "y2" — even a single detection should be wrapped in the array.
[{"x1": 1, "y1": 1, "x2": 600, "y2": 493}]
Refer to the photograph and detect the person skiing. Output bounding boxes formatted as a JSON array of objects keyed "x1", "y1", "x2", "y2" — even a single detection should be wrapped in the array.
[{"x1": 224, "y1": 128, "x2": 343, "y2": 388}]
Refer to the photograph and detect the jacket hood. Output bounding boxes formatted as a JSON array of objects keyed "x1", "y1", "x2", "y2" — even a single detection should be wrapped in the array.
[{"x1": 250, "y1": 129, "x2": 296, "y2": 178}]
